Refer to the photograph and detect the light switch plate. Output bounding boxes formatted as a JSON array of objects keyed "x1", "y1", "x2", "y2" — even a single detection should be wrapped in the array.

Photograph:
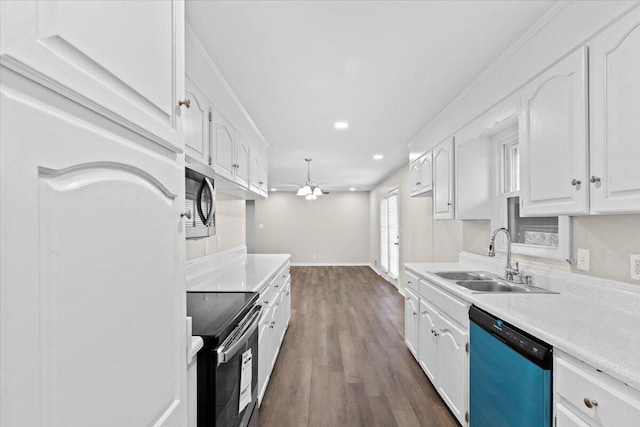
[
  {"x1": 577, "y1": 248, "x2": 590, "y2": 271},
  {"x1": 631, "y1": 254, "x2": 640, "y2": 280}
]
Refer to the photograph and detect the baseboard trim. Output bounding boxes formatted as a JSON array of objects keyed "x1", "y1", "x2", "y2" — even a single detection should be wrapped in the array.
[{"x1": 290, "y1": 262, "x2": 369, "y2": 267}]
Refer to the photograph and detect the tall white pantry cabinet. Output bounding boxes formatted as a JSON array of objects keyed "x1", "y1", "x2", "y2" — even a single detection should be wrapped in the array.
[{"x1": 1, "y1": 2, "x2": 189, "y2": 426}]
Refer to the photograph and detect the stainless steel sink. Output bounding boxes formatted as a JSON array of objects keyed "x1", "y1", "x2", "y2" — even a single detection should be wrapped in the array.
[
  {"x1": 433, "y1": 271, "x2": 557, "y2": 294},
  {"x1": 435, "y1": 271, "x2": 494, "y2": 281}
]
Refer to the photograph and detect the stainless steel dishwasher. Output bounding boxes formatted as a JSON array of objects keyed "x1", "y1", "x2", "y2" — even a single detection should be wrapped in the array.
[{"x1": 469, "y1": 305, "x2": 553, "y2": 427}]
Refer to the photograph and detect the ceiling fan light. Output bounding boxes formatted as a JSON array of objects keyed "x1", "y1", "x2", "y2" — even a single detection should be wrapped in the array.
[
  {"x1": 305, "y1": 194, "x2": 313, "y2": 200},
  {"x1": 312, "y1": 187, "x2": 323, "y2": 196},
  {"x1": 296, "y1": 187, "x2": 307, "y2": 196}
]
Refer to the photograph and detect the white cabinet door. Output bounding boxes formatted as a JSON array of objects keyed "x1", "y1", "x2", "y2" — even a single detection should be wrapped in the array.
[
  {"x1": 433, "y1": 138, "x2": 455, "y2": 219},
  {"x1": 257, "y1": 306, "x2": 272, "y2": 404},
  {"x1": 556, "y1": 404, "x2": 592, "y2": 427},
  {"x1": 184, "y1": 78, "x2": 210, "y2": 164},
  {"x1": 0, "y1": 0, "x2": 184, "y2": 149},
  {"x1": 436, "y1": 314, "x2": 468, "y2": 426},
  {"x1": 418, "y1": 299, "x2": 438, "y2": 383},
  {"x1": 213, "y1": 110, "x2": 235, "y2": 181},
  {"x1": 250, "y1": 149, "x2": 262, "y2": 193},
  {"x1": 589, "y1": 8, "x2": 640, "y2": 214},
  {"x1": 404, "y1": 288, "x2": 420, "y2": 359},
  {"x1": 454, "y1": 136, "x2": 493, "y2": 220},
  {"x1": 519, "y1": 47, "x2": 589, "y2": 215},
  {"x1": 410, "y1": 159, "x2": 421, "y2": 195},
  {"x1": 260, "y1": 160, "x2": 269, "y2": 197},
  {"x1": 0, "y1": 91, "x2": 186, "y2": 427},
  {"x1": 234, "y1": 133, "x2": 250, "y2": 188},
  {"x1": 420, "y1": 152, "x2": 433, "y2": 193}
]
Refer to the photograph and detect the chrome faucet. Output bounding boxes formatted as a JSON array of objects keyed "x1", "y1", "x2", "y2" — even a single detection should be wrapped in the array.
[{"x1": 489, "y1": 227, "x2": 520, "y2": 282}]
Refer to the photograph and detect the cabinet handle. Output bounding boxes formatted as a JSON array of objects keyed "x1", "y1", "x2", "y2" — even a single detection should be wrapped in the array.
[
  {"x1": 269, "y1": 322, "x2": 275, "y2": 329},
  {"x1": 571, "y1": 179, "x2": 581, "y2": 186},
  {"x1": 583, "y1": 398, "x2": 598, "y2": 409},
  {"x1": 178, "y1": 98, "x2": 191, "y2": 108},
  {"x1": 431, "y1": 329, "x2": 439, "y2": 337},
  {"x1": 447, "y1": 203, "x2": 452, "y2": 207},
  {"x1": 275, "y1": 285, "x2": 279, "y2": 288},
  {"x1": 412, "y1": 311, "x2": 417, "y2": 316},
  {"x1": 180, "y1": 209, "x2": 192, "y2": 220},
  {"x1": 259, "y1": 181, "x2": 264, "y2": 185},
  {"x1": 416, "y1": 182, "x2": 421, "y2": 185},
  {"x1": 285, "y1": 292, "x2": 290, "y2": 296},
  {"x1": 590, "y1": 176, "x2": 601, "y2": 183},
  {"x1": 407, "y1": 281, "x2": 412, "y2": 284}
]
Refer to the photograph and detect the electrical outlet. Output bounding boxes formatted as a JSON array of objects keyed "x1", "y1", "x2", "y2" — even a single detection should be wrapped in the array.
[
  {"x1": 631, "y1": 254, "x2": 640, "y2": 280},
  {"x1": 312, "y1": 254, "x2": 317, "y2": 260},
  {"x1": 577, "y1": 248, "x2": 590, "y2": 271}
]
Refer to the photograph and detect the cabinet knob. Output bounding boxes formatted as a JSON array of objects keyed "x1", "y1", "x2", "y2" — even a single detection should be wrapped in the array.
[
  {"x1": 571, "y1": 179, "x2": 581, "y2": 186},
  {"x1": 447, "y1": 203, "x2": 452, "y2": 207},
  {"x1": 180, "y1": 209, "x2": 192, "y2": 220},
  {"x1": 412, "y1": 311, "x2": 417, "y2": 316},
  {"x1": 590, "y1": 176, "x2": 601, "y2": 183},
  {"x1": 178, "y1": 98, "x2": 191, "y2": 108},
  {"x1": 416, "y1": 182, "x2": 421, "y2": 185},
  {"x1": 259, "y1": 181, "x2": 264, "y2": 185},
  {"x1": 583, "y1": 398, "x2": 598, "y2": 409},
  {"x1": 407, "y1": 281, "x2": 412, "y2": 284},
  {"x1": 431, "y1": 329, "x2": 439, "y2": 337}
]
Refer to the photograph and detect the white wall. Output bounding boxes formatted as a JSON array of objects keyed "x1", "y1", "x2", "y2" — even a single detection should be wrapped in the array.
[
  {"x1": 186, "y1": 193, "x2": 246, "y2": 260},
  {"x1": 254, "y1": 192, "x2": 369, "y2": 264}
]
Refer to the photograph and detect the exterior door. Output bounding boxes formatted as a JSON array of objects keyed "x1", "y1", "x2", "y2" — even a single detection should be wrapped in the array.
[
  {"x1": 380, "y1": 190, "x2": 399, "y2": 281},
  {"x1": 0, "y1": 88, "x2": 186, "y2": 426}
]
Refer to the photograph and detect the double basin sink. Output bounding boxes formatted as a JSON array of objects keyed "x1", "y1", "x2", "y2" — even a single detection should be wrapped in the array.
[{"x1": 434, "y1": 271, "x2": 556, "y2": 294}]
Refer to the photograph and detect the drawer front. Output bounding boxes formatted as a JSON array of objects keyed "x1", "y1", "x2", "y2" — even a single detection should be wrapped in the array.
[
  {"x1": 556, "y1": 354, "x2": 640, "y2": 427},
  {"x1": 556, "y1": 403, "x2": 592, "y2": 427},
  {"x1": 406, "y1": 270, "x2": 419, "y2": 292},
  {"x1": 419, "y1": 279, "x2": 468, "y2": 328}
]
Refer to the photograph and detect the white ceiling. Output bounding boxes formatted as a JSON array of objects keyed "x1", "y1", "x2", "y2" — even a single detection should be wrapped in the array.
[{"x1": 187, "y1": 0, "x2": 556, "y2": 192}]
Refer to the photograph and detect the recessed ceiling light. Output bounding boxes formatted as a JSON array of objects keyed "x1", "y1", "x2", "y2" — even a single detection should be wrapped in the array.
[
  {"x1": 334, "y1": 121, "x2": 349, "y2": 129},
  {"x1": 373, "y1": 154, "x2": 384, "y2": 160},
  {"x1": 270, "y1": 188, "x2": 276, "y2": 192},
  {"x1": 349, "y1": 188, "x2": 355, "y2": 191}
]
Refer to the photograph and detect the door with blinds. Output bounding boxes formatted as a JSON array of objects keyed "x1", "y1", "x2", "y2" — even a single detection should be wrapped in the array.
[{"x1": 380, "y1": 190, "x2": 399, "y2": 282}]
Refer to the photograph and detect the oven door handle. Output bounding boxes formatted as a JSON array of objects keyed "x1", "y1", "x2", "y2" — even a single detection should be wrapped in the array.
[{"x1": 216, "y1": 305, "x2": 262, "y2": 365}]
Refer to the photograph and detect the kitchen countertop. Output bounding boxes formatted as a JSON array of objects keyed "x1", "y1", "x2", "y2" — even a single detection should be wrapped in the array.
[
  {"x1": 405, "y1": 262, "x2": 640, "y2": 391},
  {"x1": 187, "y1": 253, "x2": 291, "y2": 293}
]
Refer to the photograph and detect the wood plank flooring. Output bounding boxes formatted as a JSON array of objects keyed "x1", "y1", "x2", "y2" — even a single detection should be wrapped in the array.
[{"x1": 259, "y1": 266, "x2": 459, "y2": 427}]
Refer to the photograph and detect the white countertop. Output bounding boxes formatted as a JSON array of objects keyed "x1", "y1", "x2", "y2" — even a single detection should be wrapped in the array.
[
  {"x1": 405, "y1": 261, "x2": 640, "y2": 390},
  {"x1": 187, "y1": 252, "x2": 291, "y2": 293}
]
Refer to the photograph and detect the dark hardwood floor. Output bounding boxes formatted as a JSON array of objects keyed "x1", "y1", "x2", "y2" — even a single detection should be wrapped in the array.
[{"x1": 259, "y1": 266, "x2": 459, "y2": 427}]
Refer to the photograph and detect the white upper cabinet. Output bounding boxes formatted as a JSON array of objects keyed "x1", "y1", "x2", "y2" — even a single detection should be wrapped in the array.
[
  {"x1": 519, "y1": 47, "x2": 589, "y2": 216},
  {"x1": 184, "y1": 78, "x2": 210, "y2": 164},
  {"x1": 250, "y1": 150, "x2": 269, "y2": 196},
  {"x1": 455, "y1": 136, "x2": 493, "y2": 219},
  {"x1": 1, "y1": 79, "x2": 186, "y2": 427},
  {"x1": 410, "y1": 151, "x2": 433, "y2": 197},
  {"x1": 0, "y1": 0, "x2": 184, "y2": 151},
  {"x1": 589, "y1": 8, "x2": 640, "y2": 214},
  {"x1": 212, "y1": 109, "x2": 236, "y2": 181},
  {"x1": 433, "y1": 138, "x2": 455, "y2": 219},
  {"x1": 234, "y1": 132, "x2": 250, "y2": 188},
  {"x1": 410, "y1": 159, "x2": 421, "y2": 195}
]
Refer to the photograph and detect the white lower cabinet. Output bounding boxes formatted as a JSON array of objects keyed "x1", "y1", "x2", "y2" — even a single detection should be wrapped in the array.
[
  {"x1": 554, "y1": 350, "x2": 640, "y2": 427},
  {"x1": 404, "y1": 288, "x2": 420, "y2": 358},
  {"x1": 257, "y1": 262, "x2": 291, "y2": 404},
  {"x1": 405, "y1": 270, "x2": 469, "y2": 425}
]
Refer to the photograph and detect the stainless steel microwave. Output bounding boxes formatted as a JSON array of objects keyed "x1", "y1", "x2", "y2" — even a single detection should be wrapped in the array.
[{"x1": 185, "y1": 156, "x2": 216, "y2": 239}]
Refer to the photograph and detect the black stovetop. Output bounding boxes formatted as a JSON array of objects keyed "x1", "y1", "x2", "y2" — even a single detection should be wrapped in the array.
[{"x1": 187, "y1": 291, "x2": 258, "y2": 347}]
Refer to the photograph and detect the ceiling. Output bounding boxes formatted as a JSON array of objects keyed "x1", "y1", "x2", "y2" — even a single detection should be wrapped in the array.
[{"x1": 187, "y1": 0, "x2": 556, "y2": 192}]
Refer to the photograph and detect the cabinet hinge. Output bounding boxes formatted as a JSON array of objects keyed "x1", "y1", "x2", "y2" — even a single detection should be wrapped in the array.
[
  {"x1": 465, "y1": 411, "x2": 469, "y2": 423},
  {"x1": 465, "y1": 342, "x2": 469, "y2": 353},
  {"x1": 208, "y1": 110, "x2": 213, "y2": 122},
  {"x1": 208, "y1": 156, "x2": 212, "y2": 166}
]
